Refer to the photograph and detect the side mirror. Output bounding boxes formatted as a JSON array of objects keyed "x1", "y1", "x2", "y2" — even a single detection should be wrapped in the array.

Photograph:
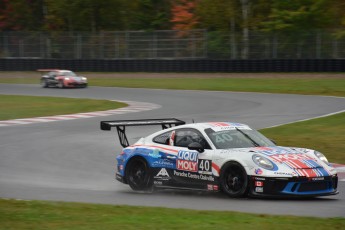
[
  {"x1": 270, "y1": 139, "x2": 277, "y2": 145},
  {"x1": 188, "y1": 142, "x2": 204, "y2": 153}
]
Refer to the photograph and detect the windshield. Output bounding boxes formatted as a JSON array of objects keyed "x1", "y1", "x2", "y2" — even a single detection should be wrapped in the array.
[{"x1": 205, "y1": 128, "x2": 275, "y2": 149}]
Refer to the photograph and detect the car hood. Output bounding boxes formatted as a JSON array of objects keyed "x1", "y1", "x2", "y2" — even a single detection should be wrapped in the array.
[
  {"x1": 248, "y1": 146, "x2": 334, "y2": 177},
  {"x1": 250, "y1": 146, "x2": 322, "y2": 168}
]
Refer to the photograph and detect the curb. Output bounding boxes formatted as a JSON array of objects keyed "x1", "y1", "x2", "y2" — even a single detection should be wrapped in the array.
[{"x1": 0, "y1": 100, "x2": 161, "y2": 127}]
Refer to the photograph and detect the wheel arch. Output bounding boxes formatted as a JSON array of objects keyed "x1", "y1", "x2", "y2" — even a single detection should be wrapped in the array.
[
  {"x1": 124, "y1": 155, "x2": 150, "y2": 178},
  {"x1": 219, "y1": 159, "x2": 251, "y2": 176}
]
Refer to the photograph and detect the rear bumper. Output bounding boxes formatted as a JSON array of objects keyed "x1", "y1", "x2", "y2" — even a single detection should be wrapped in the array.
[
  {"x1": 249, "y1": 175, "x2": 338, "y2": 197},
  {"x1": 116, "y1": 171, "x2": 127, "y2": 184}
]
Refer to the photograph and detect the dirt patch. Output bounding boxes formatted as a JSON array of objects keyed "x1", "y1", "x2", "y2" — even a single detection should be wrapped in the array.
[{"x1": 0, "y1": 71, "x2": 344, "y2": 79}]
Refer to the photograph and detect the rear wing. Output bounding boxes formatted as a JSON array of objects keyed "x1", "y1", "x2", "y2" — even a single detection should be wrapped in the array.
[{"x1": 100, "y1": 118, "x2": 185, "y2": 148}]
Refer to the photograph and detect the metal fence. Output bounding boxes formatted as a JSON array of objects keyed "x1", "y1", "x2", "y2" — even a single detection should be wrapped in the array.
[{"x1": 0, "y1": 30, "x2": 344, "y2": 59}]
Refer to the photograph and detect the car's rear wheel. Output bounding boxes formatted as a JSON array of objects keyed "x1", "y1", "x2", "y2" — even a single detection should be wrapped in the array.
[
  {"x1": 220, "y1": 161, "x2": 248, "y2": 198},
  {"x1": 125, "y1": 157, "x2": 152, "y2": 191}
]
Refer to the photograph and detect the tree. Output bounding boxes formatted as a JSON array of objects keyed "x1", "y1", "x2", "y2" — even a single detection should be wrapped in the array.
[
  {"x1": 129, "y1": 0, "x2": 172, "y2": 30},
  {"x1": 44, "y1": 0, "x2": 132, "y2": 31},
  {"x1": 170, "y1": 0, "x2": 199, "y2": 32},
  {"x1": 260, "y1": 0, "x2": 333, "y2": 33},
  {"x1": 0, "y1": 0, "x2": 44, "y2": 31}
]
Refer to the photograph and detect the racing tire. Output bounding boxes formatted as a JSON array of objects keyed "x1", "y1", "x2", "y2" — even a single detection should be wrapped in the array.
[
  {"x1": 41, "y1": 79, "x2": 48, "y2": 88},
  {"x1": 125, "y1": 157, "x2": 152, "y2": 191},
  {"x1": 220, "y1": 161, "x2": 248, "y2": 198},
  {"x1": 57, "y1": 80, "x2": 64, "y2": 88}
]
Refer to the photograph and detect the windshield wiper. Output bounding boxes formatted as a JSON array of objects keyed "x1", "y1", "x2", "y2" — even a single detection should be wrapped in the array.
[{"x1": 235, "y1": 127, "x2": 260, "y2": 147}]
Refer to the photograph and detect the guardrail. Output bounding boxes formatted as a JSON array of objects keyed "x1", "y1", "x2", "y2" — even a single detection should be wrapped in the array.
[{"x1": 0, "y1": 59, "x2": 344, "y2": 72}]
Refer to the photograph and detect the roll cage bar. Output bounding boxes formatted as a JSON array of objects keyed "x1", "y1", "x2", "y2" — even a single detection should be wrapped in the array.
[{"x1": 100, "y1": 118, "x2": 186, "y2": 148}]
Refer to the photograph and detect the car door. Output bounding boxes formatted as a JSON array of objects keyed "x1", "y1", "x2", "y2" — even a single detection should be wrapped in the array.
[{"x1": 171, "y1": 128, "x2": 216, "y2": 189}]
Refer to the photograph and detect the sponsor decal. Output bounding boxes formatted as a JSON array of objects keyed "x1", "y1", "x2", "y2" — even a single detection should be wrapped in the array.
[
  {"x1": 255, "y1": 181, "x2": 264, "y2": 187},
  {"x1": 176, "y1": 150, "x2": 198, "y2": 172},
  {"x1": 255, "y1": 187, "x2": 264, "y2": 193},
  {"x1": 311, "y1": 177, "x2": 324, "y2": 181},
  {"x1": 255, "y1": 146, "x2": 298, "y2": 156},
  {"x1": 148, "y1": 149, "x2": 161, "y2": 158},
  {"x1": 177, "y1": 159, "x2": 198, "y2": 172},
  {"x1": 274, "y1": 172, "x2": 294, "y2": 176},
  {"x1": 207, "y1": 184, "x2": 219, "y2": 191},
  {"x1": 255, "y1": 168, "x2": 263, "y2": 175},
  {"x1": 177, "y1": 150, "x2": 198, "y2": 161},
  {"x1": 154, "y1": 168, "x2": 171, "y2": 181},
  {"x1": 151, "y1": 159, "x2": 174, "y2": 169},
  {"x1": 254, "y1": 177, "x2": 265, "y2": 181},
  {"x1": 153, "y1": 181, "x2": 163, "y2": 185},
  {"x1": 173, "y1": 170, "x2": 215, "y2": 182}
]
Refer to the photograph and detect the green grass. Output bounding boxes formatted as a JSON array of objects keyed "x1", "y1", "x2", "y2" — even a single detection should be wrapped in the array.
[
  {"x1": 90, "y1": 77, "x2": 345, "y2": 96},
  {"x1": 1, "y1": 74, "x2": 345, "y2": 228},
  {"x1": 0, "y1": 95, "x2": 127, "y2": 120},
  {"x1": 261, "y1": 112, "x2": 345, "y2": 164},
  {"x1": 1, "y1": 75, "x2": 345, "y2": 96},
  {"x1": 0, "y1": 199, "x2": 344, "y2": 230}
]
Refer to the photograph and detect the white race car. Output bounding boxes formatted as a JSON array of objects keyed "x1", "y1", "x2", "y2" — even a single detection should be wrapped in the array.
[{"x1": 101, "y1": 118, "x2": 338, "y2": 198}]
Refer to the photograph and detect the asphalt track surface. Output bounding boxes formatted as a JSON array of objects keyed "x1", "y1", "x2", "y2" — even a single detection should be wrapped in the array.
[{"x1": 1, "y1": 83, "x2": 345, "y2": 218}]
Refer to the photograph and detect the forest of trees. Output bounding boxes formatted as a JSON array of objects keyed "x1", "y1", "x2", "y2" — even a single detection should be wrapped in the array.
[
  {"x1": 1, "y1": 0, "x2": 345, "y2": 59},
  {"x1": 1, "y1": 0, "x2": 344, "y2": 35}
]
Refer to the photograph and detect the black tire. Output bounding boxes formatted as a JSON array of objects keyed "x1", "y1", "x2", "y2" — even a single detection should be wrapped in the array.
[
  {"x1": 125, "y1": 157, "x2": 152, "y2": 191},
  {"x1": 220, "y1": 161, "x2": 248, "y2": 198},
  {"x1": 41, "y1": 79, "x2": 48, "y2": 88}
]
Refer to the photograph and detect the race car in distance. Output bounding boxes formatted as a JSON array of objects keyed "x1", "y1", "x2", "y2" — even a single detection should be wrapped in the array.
[
  {"x1": 38, "y1": 69, "x2": 88, "y2": 88},
  {"x1": 100, "y1": 118, "x2": 338, "y2": 198}
]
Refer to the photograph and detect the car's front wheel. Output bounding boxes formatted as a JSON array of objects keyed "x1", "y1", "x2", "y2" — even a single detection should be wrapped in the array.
[
  {"x1": 220, "y1": 161, "x2": 248, "y2": 198},
  {"x1": 125, "y1": 157, "x2": 152, "y2": 191}
]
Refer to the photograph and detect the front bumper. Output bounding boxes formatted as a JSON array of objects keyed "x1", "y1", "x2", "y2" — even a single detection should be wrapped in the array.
[
  {"x1": 64, "y1": 80, "x2": 87, "y2": 87},
  {"x1": 249, "y1": 175, "x2": 338, "y2": 197}
]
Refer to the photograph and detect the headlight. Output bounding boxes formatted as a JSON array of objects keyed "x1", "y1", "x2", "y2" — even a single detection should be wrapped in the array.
[
  {"x1": 252, "y1": 154, "x2": 274, "y2": 170},
  {"x1": 314, "y1": 151, "x2": 329, "y2": 165},
  {"x1": 82, "y1": 77, "x2": 87, "y2": 81},
  {"x1": 64, "y1": 77, "x2": 70, "y2": 80}
]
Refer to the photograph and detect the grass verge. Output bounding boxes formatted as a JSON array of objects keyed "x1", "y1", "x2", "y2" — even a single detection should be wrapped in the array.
[
  {"x1": 90, "y1": 77, "x2": 345, "y2": 97},
  {"x1": 0, "y1": 95, "x2": 127, "y2": 120},
  {"x1": 0, "y1": 199, "x2": 344, "y2": 230},
  {"x1": 260, "y1": 112, "x2": 345, "y2": 164},
  {"x1": 1, "y1": 75, "x2": 345, "y2": 97}
]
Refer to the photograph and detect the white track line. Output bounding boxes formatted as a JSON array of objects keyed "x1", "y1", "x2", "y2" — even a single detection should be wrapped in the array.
[{"x1": 266, "y1": 109, "x2": 345, "y2": 128}]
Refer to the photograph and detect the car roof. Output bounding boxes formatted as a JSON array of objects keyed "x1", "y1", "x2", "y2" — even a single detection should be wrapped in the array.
[{"x1": 173, "y1": 122, "x2": 251, "y2": 130}]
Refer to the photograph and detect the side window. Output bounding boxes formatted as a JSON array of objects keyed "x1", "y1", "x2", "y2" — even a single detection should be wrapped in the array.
[
  {"x1": 174, "y1": 129, "x2": 211, "y2": 149},
  {"x1": 49, "y1": 72, "x2": 56, "y2": 78},
  {"x1": 153, "y1": 131, "x2": 172, "y2": 145}
]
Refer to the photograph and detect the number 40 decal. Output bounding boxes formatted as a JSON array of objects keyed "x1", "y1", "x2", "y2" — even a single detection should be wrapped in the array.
[{"x1": 198, "y1": 159, "x2": 212, "y2": 172}]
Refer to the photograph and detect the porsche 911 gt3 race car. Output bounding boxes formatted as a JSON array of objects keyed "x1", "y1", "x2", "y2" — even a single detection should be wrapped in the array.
[
  {"x1": 100, "y1": 118, "x2": 338, "y2": 198},
  {"x1": 38, "y1": 69, "x2": 88, "y2": 88}
]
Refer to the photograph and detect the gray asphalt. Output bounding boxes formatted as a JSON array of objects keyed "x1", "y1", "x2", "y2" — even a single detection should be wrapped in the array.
[{"x1": 0, "y1": 83, "x2": 345, "y2": 218}]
